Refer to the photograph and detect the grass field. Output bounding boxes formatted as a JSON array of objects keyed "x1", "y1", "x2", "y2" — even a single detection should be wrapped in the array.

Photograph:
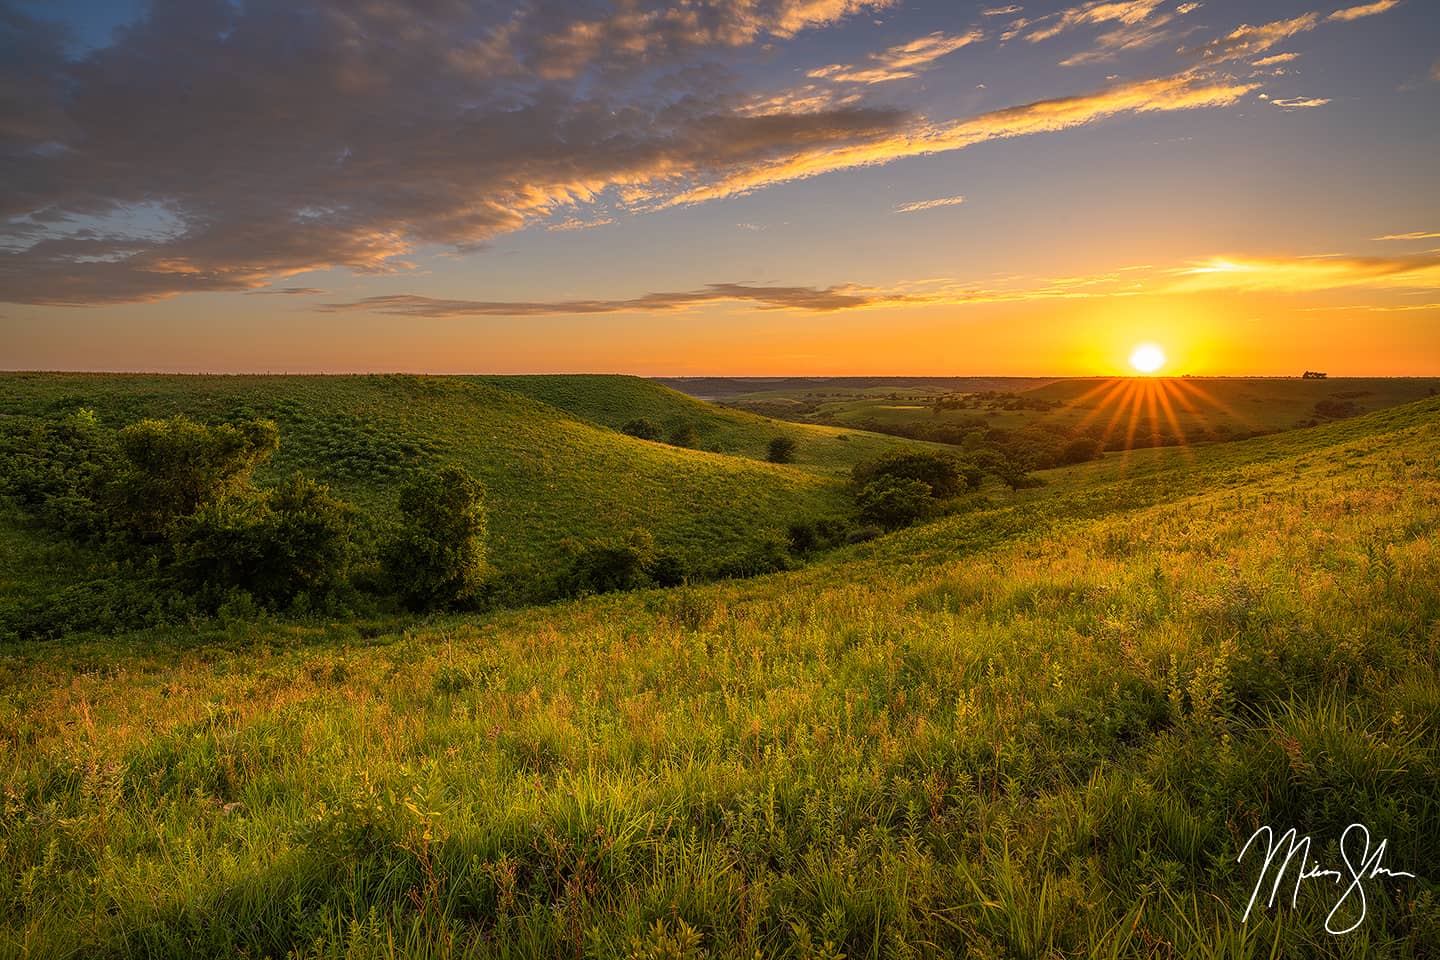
[
  {"x1": 2, "y1": 393, "x2": 1436, "y2": 958},
  {"x1": 0, "y1": 374, "x2": 931, "y2": 575},
  {"x1": 691, "y1": 376, "x2": 1440, "y2": 449}
]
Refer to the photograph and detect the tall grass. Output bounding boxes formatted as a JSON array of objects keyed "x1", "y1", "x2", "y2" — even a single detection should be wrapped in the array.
[{"x1": 1, "y1": 399, "x2": 1437, "y2": 958}]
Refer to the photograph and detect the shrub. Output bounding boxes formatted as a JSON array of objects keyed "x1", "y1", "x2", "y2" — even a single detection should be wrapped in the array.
[
  {"x1": 110, "y1": 415, "x2": 279, "y2": 540},
  {"x1": 622, "y1": 418, "x2": 662, "y2": 441},
  {"x1": 382, "y1": 465, "x2": 489, "y2": 610},
  {"x1": 857, "y1": 476, "x2": 934, "y2": 530},
  {"x1": 852, "y1": 450, "x2": 974, "y2": 499},
  {"x1": 786, "y1": 516, "x2": 850, "y2": 554},
  {"x1": 668, "y1": 422, "x2": 699, "y2": 448},
  {"x1": 173, "y1": 473, "x2": 360, "y2": 606},
  {"x1": 1059, "y1": 436, "x2": 1104, "y2": 465},
  {"x1": 559, "y1": 530, "x2": 663, "y2": 596},
  {"x1": 767, "y1": 436, "x2": 798, "y2": 464}
]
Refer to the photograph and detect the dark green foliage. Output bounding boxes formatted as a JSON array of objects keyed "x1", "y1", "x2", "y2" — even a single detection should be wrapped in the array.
[
  {"x1": 852, "y1": 449, "x2": 974, "y2": 499},
  {"x1": 767, "y1": 436, "x2": 797, "y2": 463},
  {"x1": 559, "y1": 530, "x2": 659, "y2": 596},
  {"x1": 173, "y1": 474, "x2": 360, "y2": 606},
  {"x1": 856, "y1": 476, "x2": 934, "y2": 529},
  {"x1": 668, "y1": 422, "x2": 699, "y2": 448},
  {"x1": 786, "y1": 515, "x2": 850, "y2": 554},
  {"x1": 621, "y1": 417, "x2": 662, "y2": 441},
  {"x1": 382, "y1": 465, "x2": 489, "y2": 610},
  {"x1": 0, "y1": 408, "x2": 118, "y2": 540},
  {"x1": 1059, "y1": 436, "x2": 1104, "y2": 465},
  {"x1": 556, "y1": 529, "x2": 692, "y2": 595},
  {"x1": 709, "y1": 533, "x2": 793, "y2": 579},
  {"x1": 111, "y1": 416, "x2": 279, "y2": 540}
]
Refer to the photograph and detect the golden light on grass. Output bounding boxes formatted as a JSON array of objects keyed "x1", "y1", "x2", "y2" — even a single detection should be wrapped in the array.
[{"x1": 1129, "y1": 343, "x2": 1167, "y2": 374}]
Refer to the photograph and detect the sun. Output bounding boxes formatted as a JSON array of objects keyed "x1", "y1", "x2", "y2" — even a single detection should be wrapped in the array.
[{"x1": 1128, "y1": 343, "x2": 1167, "y2": 374}]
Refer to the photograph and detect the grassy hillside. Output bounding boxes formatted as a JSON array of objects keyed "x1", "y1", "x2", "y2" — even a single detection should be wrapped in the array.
[
  {"x1": 474, "y1": 374, "x2": 943, "y2": 476},
  {"x1": 3, "y1": 398, "x2": 1436, "y2": 957},
  {"x1": 0, "y1": 373, "x2": 902, "y2": 572}
]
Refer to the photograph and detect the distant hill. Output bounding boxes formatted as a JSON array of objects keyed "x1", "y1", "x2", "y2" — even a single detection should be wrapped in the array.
[{"x1": 0, "y1": 373, "x2": 932, "y2": 571}]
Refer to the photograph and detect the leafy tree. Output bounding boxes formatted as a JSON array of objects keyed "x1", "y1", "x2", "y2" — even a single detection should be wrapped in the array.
[
  {"x1": 622, "y1": 418, "x2": 662, "y2": 441},
  {"x1": 110, "y1": 416, "x2": 279, "y2": 539},
  {"x1": 852, "y1": 450, "x2": 974, "y2": 499},
  {"x1": 856, "y1": 476, "x2": 934, "y2": 530},
  {"x1": 767, "y1": 436, "x2": 797, "y2": 464},
  {"x1": 382, "y1": 465, "x2": 489, "y2": 609}
]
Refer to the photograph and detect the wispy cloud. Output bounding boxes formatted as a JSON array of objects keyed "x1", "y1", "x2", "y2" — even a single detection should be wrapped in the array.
[
  {"x1": 1175, "y1": 252, "x2": 1440, "y2": 292},
  {"x1": 1197, "y1": 0, "x2": 1401, "y2": 62},
  {"x1": 808, "y1": 29, "x2": 984, "y2": 84},
  {"x1": 668, "y1": 72, "x2": 1257, "y2": 206},
  {"x1": 983, "y1": 5, "x2": 1023, "y2": 15},
  {"x1": 1326, "y1": 0, "x2": 1402, "y2": 23},
  {"x1": 319, "y1": 283, "x2": 931, "y2": 317},
  {"x1": 546, "y1": 217, "x2": 615, "y2": 233},
  {"x1": 1373, "y1": 231, "x2": 1440, "y2": 240},
  {"x1": 1251, "y1": 53, "x2": 1300, "y2": 66},
  {"x1": 896, "y1": 195, "x2": 966, "y2": 213},
  {"x1": 244, "y1": 286, "x2": 329, "y2": 296},
  {"x1": 1271, "y1": 96, "x2": 1331, "y2": 108}
]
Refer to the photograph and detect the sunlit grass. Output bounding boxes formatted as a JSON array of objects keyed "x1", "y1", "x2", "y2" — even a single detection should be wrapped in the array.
[{"x1": 2, "y1": 398, "x2": 1437, "y2": 956}]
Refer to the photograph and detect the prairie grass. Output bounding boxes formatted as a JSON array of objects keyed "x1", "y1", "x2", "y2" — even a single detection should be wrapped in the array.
[{"x1": 1, "y1": 397, "x2": 1437, "y2": 958}]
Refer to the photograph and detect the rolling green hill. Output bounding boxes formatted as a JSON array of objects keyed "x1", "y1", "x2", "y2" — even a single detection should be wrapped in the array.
[
  {"x1": 3, "y1": 396, "x2": 1437, "y2": 957},
  {"x1": 473, "y1": 374, "x2": 942, "y2": 475},
  {"x1": 0, "y1": 373, "x2": 926, "y2": 572}
]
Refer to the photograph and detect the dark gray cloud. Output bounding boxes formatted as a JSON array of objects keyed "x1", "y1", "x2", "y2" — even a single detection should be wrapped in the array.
[{"x1": 0, "y1": 0, "x2": 901, "y2": 304}]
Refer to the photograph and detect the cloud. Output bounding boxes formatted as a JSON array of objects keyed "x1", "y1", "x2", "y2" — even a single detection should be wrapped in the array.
[
  {"x1": 1326, "y1": 1, "x2": 1402, "y2": 23},
  {"x1": 1250, "y1": 53, "x2": 1300, "y2": 66},
  {"x1": 667, "y1": 71, "x2": 1257, "y2": 206},
  {"x1": 318, "y1": 282, "x2": 932, "y2": 318},
  {"x1": 546, "y1": 217, "x2": 615, "y2": 233},
  {"x1": 1019, "y1": 1, "x2": 1167, "y2": 44},
  {"x1": 1373, "y1": 231, "x2": 1440, "y2": 240},
  {"x1": 896, "y1": 195, "x2": 966, "y2": 213},
  {"x1": 1271, "y1": 96, "x2": 1331, "y2": 108},
  {"x1": 983, "y1": 5, "x2": 1023, "y2": 15},
  {"x1": 244, "y1": 286, "x2": 328, "y2": 296},
  {"x1": 808, "y1": 29, "x2": 984, "y2": 84},
  {"x1": 0, "y1": 0, "x2": 1265, "y2": 307},
  {"x1": 0, "y1": 0, "x2": 904, "y2": 305},
  {"x1": 1175, "y1": 253, "x2": 1440, "y2": 293},
  {"x1": 1197, "y1": 0, "x2": 1400, "y2": 63},
  {"x1": 316, "y1": 244, "x2": 1440, "y2": 321}
]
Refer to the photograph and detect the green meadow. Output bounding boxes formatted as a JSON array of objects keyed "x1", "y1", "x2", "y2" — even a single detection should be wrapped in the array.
[{"x1": 1, "y1": 377, "x2": 1438, "y2": 958}]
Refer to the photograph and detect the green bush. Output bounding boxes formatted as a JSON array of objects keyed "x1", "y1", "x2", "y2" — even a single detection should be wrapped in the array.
[
  {"x1": 767, "y1": 436, "x2": 798, "y2": 463},
  {"x1": 622, "y1": 418, "x2": 662, "y2": 441},
  {"x1": 173, "y1": 474, "x2": 360, "y2": 606},
  {"x1": 852, "y1": 450, "x2": 975, "y2": 500},
  {"x1": 110, "y1": 415, "x2": 279, "y2": 540},
  {"x1": 668, "y1": 422, "x2": 699, "y2": 448},
  {"x1": 857, "y1": 475, "x2": 934, "y2": 530},
  {"x1": 382, "y1": 465, "x2": 490, "y2": 610}
]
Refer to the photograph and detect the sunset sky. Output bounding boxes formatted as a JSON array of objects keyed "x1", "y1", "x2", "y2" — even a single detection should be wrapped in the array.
[{"x1": 2, "y1": 0, "x2": 1438, "y2": 375}]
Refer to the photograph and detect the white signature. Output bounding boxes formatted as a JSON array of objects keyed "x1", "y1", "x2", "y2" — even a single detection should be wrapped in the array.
[{"x1": 1238, "y1": 823, "x2": 1417, "y2": 934}]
